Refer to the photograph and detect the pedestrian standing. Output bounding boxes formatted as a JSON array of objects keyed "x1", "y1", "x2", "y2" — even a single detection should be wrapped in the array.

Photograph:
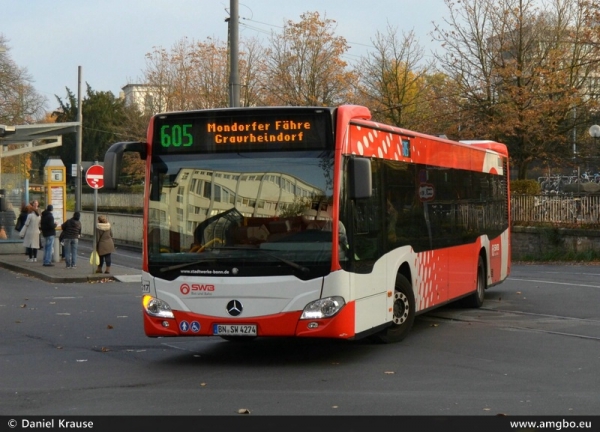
[
  {"x1": 15, "y1": 202, "x2": 28, "y2": 235},
  {"x1": 4, "y1": 202, "x2": 15, "y2": 238},
  {"x1": 40, "y1": 204, "x2": 57, "y2": 267},
  {"x1": 61, "y1": 212, "x2": 82, "y2": 269},
  {"x1": 95, "y1": 215, "x2": 115, "y2": 274},
  {"x1": 30, "y1": 199, "x2": 40, "y2": 215},
  {"x1": 19, "y1": 204, "x2": 41, "y2": 262},
  {"x1": 15, "y1": 202, "x2": 29, "y2": 253}
]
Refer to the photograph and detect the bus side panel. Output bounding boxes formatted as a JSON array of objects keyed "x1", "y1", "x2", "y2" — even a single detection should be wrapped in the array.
[
  {"x1": 446, "y1": 242, "x2": 479, "y2": 301},
  {"x1": 349, "y1": 260, "x2": 389, "y2": 335},
  {"x1": 351, "y1": 247, "x2": 455, "y2": 335},
  {"x1": 354, "y1": 294, "x2": 389, "y2": 336},
  {"x1": 413, "y1": 249, "x2": 450, "y2": 310},
  {"x1": 350, "y1": 247, "x2": 456, "y2": 335},
  {"x1": 489, "y1": 229, "x2": 510, "y2": 285}
]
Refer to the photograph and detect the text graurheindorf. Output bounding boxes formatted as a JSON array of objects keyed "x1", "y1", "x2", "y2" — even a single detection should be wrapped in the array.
[{"x1": 207, "y1": 120, "x2": 311, "y2": 144}]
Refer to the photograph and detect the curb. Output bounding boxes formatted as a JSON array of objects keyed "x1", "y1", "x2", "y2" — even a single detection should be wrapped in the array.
[{"x1": 0, "y1": 260, "x2": 118, "y2": 284}]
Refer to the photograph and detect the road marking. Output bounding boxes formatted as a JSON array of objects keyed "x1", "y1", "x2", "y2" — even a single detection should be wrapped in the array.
[{"x1": 509, "y1": 277, "x2": 600, "y2": 289}]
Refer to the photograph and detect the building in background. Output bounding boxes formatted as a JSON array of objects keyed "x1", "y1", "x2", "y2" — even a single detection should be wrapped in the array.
[{"x1": 120, "y1": 84, "x2": 167, "y2": 114}]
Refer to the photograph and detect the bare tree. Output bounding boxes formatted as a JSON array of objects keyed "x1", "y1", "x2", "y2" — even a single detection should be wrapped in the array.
[
  {"x1": 356, "y1": 25, "x2": 435, "y2": 129},
  {"x1": 432, "y1": 0, "x2": 600, "y2": 179},
  {"x1": 0, "y1": 35, "x2": 47, "y2": 182},
  {"x1": 142, "y1": 37, "x2": 229, "y2": 111},
  {"x1": 0, "y1": 35, "x2": 47, "y2": 125},
  {"x1": 238, "y1": 37, "x2": 268, "y2": 107},
  {"x1": 142, "y1": 35, "x2": 270, "y2": 110}
]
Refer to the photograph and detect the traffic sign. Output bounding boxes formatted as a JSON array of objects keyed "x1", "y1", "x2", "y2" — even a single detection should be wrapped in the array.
[{"x1": 86, "y1": 165, "x2": 104, "y2": 189}]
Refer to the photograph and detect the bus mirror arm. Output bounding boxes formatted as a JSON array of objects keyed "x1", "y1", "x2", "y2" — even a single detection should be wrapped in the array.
[
  {"x1": 348, "y1": 157, "x2": 372, "y2": 200},
  {"x1": 103, "y1": 141, "x2": 147, "y2": 190}
]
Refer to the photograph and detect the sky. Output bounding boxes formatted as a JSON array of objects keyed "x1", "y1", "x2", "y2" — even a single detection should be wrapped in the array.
[{"x1": 2, "y1": 0, "x2": 450, "y2": 111}]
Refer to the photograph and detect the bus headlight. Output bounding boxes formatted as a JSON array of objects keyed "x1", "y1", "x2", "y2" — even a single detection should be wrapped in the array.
[
  {"x1": 142, "y1": 295, "x2": 175, "y2": 319},
  {"x1": 300, "y1": 296, "x2": 345, "y2": 319}
]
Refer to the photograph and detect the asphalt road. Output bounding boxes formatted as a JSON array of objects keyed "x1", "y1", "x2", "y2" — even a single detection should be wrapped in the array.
[{"x1": 1, "y1": 261, "x2": 599, "y2": 418}]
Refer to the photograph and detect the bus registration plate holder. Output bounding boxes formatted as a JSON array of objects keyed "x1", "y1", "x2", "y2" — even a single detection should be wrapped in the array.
[{"x1": 213, "y1": 324, "x2": 257, "y2": 336}]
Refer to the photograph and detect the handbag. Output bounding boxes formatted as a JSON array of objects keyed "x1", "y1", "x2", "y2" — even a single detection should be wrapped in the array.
[{"x1": 90, "y1": 250, "x2": 100, "y2": 266}]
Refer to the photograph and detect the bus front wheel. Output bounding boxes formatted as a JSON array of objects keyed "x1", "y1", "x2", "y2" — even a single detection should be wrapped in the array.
[{"x1": 373, "y1": 274, "x2": 415, "y2": 343}]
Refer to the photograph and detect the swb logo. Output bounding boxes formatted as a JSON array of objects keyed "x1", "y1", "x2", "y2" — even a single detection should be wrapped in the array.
[{"x1": 180, "y1": 283, "x2": 215, "y2": 295}]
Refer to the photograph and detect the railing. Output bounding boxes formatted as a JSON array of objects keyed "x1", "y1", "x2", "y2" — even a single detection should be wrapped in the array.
[
  {"x1": 80, "y1": 193, "x2": 600, "y2": 229},
  {"x1": 81, "y1": 193, "x2": 144, "y2": 208},
  {"x1": 511, "y1": 195, "x2": 600, "y2": 226}
]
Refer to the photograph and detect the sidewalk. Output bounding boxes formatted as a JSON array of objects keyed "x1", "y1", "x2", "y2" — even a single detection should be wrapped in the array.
[{"x1": 0, "y1": 252, "x2": 141, "y2": 284}]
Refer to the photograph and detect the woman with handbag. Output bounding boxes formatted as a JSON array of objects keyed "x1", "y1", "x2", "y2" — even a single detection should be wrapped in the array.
[{"x1": 95, "y1": 215, "x2": 115, "y2": 274}]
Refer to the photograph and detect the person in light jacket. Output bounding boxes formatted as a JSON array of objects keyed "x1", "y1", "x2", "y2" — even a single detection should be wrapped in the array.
[
  {"x1": 95, "y1": 215, "x2": 115, "y2": 274},
  {"x1": 20, "y1": 204, "x2": 41, "y2": 262}
]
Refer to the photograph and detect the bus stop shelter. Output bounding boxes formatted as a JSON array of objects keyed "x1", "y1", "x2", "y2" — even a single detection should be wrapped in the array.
[{"x1": 0, "y1": 122, "x2": 79, "y2": 253}]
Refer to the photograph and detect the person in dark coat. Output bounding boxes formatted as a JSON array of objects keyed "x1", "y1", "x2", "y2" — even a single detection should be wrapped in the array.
[
  {"x1": 61, "y1": 212, "x2": 82, "y2": 269},
  {"x1": 40, "y1": 204, "x2": 57, "y2": 266},
  {"x1": 95, "y1": 215, "x2": 116, "y2": 274},
  {"x1": 15, "y1": 202, "x2": 28, "y2": 235}
]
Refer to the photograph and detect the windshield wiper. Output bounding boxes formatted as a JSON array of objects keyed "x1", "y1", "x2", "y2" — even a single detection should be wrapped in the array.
[
  {"x1": 158, "y1": 247, "x2": 310, "y2": 274},
  {"x1": 159, "y1": 259, "x2": 212, "y2": 273},
  {"x1": 218, "y1": 246, "x2": 310, "y2": 273}
]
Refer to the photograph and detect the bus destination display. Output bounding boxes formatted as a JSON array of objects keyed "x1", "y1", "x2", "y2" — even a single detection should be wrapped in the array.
[{"x1": 153, "y1": 110, "x2": 332, "y2": 154}]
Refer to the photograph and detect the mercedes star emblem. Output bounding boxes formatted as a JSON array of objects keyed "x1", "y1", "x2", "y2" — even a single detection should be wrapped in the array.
[{"x1": 226, "y1": 300, "x2": 243, "y2": 316}]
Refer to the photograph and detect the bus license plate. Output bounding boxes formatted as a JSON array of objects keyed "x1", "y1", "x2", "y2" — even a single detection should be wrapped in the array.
[{"x1": 213, "y1": 324, "x2": 257, "y2": 336}]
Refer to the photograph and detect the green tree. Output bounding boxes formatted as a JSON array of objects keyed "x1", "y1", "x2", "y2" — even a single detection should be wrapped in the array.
[{"x1": 35, "y1": 84, "x2": 127, "y2": 182}]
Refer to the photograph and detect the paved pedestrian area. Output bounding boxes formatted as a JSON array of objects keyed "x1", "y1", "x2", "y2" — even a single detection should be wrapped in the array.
[{"x1": 0, "y1": 252, "x2": 141, "y2": 284}]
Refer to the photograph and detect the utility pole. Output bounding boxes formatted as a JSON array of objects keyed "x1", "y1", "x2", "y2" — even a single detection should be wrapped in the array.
[
  {"x1": 75, "y1": 66, "x2": 83, "y2": 212},
  {"x1": 229, "y1": 0, "x2": 240, "y2": 107}
]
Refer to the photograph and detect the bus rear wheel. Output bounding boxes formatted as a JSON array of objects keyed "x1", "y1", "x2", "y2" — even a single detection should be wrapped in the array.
[
  {"x1": 460, "y1": 256, "x2": 486, "y2": 308},
  {"x1": 373, "y1": 274, "x2": 415, "y2": 343}
]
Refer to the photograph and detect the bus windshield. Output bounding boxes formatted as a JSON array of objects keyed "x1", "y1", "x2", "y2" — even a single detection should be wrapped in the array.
[{"x1": 146, "y1": 150, "x2": 338, "y2": 280}]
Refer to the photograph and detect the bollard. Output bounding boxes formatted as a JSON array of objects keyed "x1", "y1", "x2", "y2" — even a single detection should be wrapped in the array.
[{"x1": 53, "y1": 236, "x2": 61, "y2": 263}]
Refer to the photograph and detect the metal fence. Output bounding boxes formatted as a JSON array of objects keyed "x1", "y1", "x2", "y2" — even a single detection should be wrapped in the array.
[
  {"x1": 80, "y1": 193, "x2": 600, "y2": 228},
  {"x1": 511, "y1": 195, "x2": 600, "y2": 226}
]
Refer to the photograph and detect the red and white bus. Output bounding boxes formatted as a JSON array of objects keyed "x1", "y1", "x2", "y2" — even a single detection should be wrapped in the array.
[{"x1": 104, "y1": 105, "x2": 510, "y2": 343}]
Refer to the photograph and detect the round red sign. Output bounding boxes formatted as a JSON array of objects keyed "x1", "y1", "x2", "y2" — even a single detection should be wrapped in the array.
[{"x1": 86, "y1": 165, "x2": 104, "y2": 189}]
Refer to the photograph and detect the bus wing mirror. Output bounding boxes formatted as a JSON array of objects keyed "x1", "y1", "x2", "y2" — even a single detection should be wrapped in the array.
[
  {"x1": 348, "y1": 157, "x2": 372, "y2": 200},
  {"x1": 104, "y1": 141, "x2": 147, "y2": 190}
]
